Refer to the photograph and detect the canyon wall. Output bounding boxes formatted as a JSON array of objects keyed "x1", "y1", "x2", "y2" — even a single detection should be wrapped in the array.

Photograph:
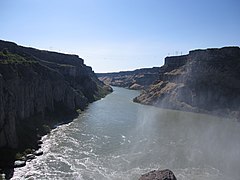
[
  {"x1": 97, "y1": 67, "x2": 163, "y2": 90},
  {"x1": 0, "y1": 40, "x2": 112, "y2": 153},
  {"x1": 97, "y1": 46, "x2": 240, "y2": 119},
  {"x1": 134, "y1": 47, "x2": 240, "y2": 119}
]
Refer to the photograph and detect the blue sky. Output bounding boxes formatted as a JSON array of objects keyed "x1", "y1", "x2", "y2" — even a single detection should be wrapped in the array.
[{"x1": 1, "y1": 0, "x2": 240, "y2": 72}]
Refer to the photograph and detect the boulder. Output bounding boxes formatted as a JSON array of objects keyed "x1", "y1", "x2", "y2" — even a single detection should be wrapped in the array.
[
  {"x1": 37, "y1": 140, "x2": 43, "y2": 145},
  {"x1": 139, "y1": 169, "x2": 177, "y2": 180},
  {"x1": 34, "y1": 150, "x2": 43, "y2": 156},
  {"x1": 26, "y1": 154, "x2": 35, "y2": 160},
  {"x1": 14, "y1": 160, "x2": 26, "y2": 168}
]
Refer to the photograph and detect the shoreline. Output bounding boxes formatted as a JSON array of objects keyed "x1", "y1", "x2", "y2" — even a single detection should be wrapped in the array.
[
  {"x1": 0, "y1": 112, "x2": 80, "y2": 179},
  {"x1": 0, "y1": 91, "x2": 113, "y2": 179}
]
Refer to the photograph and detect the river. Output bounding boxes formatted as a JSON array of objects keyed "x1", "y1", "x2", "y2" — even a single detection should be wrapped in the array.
[{"x1": 12, "y1": 87, "x2": 240, "y2": 180}]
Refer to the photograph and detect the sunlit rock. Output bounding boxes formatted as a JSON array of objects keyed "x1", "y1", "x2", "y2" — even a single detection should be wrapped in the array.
[
  {"x1": 14, "y1": 160, "x2": 26, "y2": 168},
  {"x1": 34, "y1": 150, "x2": 43, "y2": 156}
]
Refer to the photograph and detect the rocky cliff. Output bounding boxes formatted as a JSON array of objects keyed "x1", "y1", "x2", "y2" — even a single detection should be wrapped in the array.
[
  {"x1": 97, "y1": 67, "x2": 162, "y2": 90},
  {"x1": 0, "y1": 40, "x2": 112, "y2": 166},
  {"x1": 134, "y1": 47, "x2": 240, "y2": 119},
  {"x1": 97, "y1": 54, "x2": 188, "y2": 90}
]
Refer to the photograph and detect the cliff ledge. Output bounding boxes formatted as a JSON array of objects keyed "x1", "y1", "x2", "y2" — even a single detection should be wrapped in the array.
[
  {"x1": 134, "y1": 47, "x2": 240, "y2": 119},
  {"x1": 0, "y1": 40, "x2": 112, "y2": 168}
]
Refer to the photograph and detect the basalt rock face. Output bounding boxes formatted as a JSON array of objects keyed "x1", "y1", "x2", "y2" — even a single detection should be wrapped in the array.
[
  {"x1": 97, "y1": 55, "x2": 187, "y2": 90},
  {"x1": 134, "y1": 47, "x2": 240, "y2": 119},
  {"x1": 97, "y1": 67, "x2": 162, "y2": 90},
  {"x1": 139, "y1": 169, "x2": 177, "y2": 180},
  {"x1": 0, "y1": 40, "x2": 112, "y2": 159}
]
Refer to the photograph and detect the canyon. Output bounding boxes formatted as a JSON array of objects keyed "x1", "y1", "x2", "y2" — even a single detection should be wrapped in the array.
[
  {"x1": 98, "y1": 47, "x2": 240, "y2": 119},
  {"x1": 1, "y1": 41, "x2": 240, "y2": 179},
  {"x1": 0, "y1": 40, "x2": 112, "y2": 168}
]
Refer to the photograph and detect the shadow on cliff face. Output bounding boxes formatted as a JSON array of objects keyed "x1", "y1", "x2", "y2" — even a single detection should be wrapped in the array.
[
  {"x1": 0, "y1": 109, "x2": 79, "y2": 179},
  {"x1": 0, "y1": 93, "x2": 82, "y2": 179},
  {"x1": 0, "y1": 41, "x2": 112, "y2": 178},
  {"x1": 16, "y1": 107, "x2": 79, "y2": 151},
  {"x1": 0, "y1": 148, "x2": 15, "y2": 179}
]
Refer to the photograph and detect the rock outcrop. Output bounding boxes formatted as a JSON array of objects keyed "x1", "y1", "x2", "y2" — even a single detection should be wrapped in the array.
[
  {"x1": 139, "y1": 169, "x2": 177, "y2": 180},
  {"x1": 0, "y1": 40, "x2": 112, "y2": 167},
  {"x1": 97, "y1": 67, "x2": 162, "y2": 90},
  {"x1": 134, "y1": 47, "x2": 240, "y2": 119},
  {"x1": 97, "y1": 54, "x2": 188, "y2": 90}
]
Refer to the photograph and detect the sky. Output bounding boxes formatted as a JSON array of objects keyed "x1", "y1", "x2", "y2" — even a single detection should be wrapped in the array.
[{"x1": 0, "y1": 0, "x2": 240, "y2": 73}]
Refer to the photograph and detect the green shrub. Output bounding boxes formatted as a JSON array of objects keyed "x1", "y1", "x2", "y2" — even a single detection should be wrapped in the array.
[
  {"x1": 24, "y1": 148, "x2": 33, "y2": 155},
  {"x1": 15, "y1": 152, "x2": 24, "y2": 160}
]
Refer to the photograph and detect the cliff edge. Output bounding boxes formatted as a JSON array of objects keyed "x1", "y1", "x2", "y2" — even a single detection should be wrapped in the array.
[
  {"x1": 134, "y1": 47, "x2": 240, "y2": 119},
  {"x1": 0, "y1": 40, "x2": 112, "y2": 167},
  {"x1": 97, "y1": 67, "x2": 161, "y2": 90}
]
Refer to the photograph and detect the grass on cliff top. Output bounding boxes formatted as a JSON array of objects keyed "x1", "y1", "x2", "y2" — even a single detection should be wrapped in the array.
[{"x1": 0, "y1": 50, "x2": 37, "y2": 65}]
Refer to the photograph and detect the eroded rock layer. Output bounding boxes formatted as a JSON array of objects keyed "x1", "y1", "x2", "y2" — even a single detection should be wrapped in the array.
[
  {"x1": 134, "y1": 47, "x2": 240, "y2": 119},
  {"x1": 0, "y1": 40, "x2": 112, "y2": 164},
  {"x1": 97, "y1": 67, "x2": 162, "y2": 90}
]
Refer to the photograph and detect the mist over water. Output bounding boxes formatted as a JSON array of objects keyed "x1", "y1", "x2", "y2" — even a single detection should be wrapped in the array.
[{"x1": 13, "y1": 87, "x2": 240, "y2": 180}]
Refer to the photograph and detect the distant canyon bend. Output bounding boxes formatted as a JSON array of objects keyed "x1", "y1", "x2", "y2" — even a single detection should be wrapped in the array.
[{"x1": 98, "y1": 46, "x2": 240, "y2": 120}]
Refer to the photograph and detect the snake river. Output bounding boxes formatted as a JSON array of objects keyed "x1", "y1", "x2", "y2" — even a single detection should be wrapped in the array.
[{"x1": 12, "y1": 87, "x2": 240, "y2": 180}]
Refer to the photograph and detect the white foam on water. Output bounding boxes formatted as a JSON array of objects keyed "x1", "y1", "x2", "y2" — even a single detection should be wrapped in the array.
[{"x1": 12, "y1": 87, "x2": 240, "y2": 180}]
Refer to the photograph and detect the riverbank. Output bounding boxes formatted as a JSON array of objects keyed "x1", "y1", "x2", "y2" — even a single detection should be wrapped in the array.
[
  {"x1": 11, "y1": 87, "x2": 240, "y2": 180},
  {"x1": 0, "y1": 40, "x2": 112, "y2": 178}
]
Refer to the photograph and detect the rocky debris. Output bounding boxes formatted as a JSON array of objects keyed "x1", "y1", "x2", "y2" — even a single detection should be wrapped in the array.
[
  {"x1": 13, "y1": 149, "x2": 43, "y2": 168},
  {"x1": 139, "y1": 169, "x2": 177, "y2": 180},
  {"x1": 134, "y1": 47, "x2": 240, "y2": 119},
  {"x1": 26, "y1": 154, "x2": 35, "y2": 160},
  {"x1": 14, "y1": 160, "x2": 26, "y2": 168},
  {"x1": 37, "y1": 140, "x2": 43, "y2": 145},
  {"x1": 34, "y1": 150, "x2": 43, "y2": 156}
]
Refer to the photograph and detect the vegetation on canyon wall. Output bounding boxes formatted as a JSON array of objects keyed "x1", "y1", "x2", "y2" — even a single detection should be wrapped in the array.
[{"x1": 0, "y1": 40, "x2": 112, "y2": 168}]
